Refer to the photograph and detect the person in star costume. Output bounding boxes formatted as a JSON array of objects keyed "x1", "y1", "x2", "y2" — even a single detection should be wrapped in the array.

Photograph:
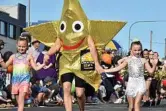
[{"x1": 24, "y1": 0, "x2": 126, "y2": 110}]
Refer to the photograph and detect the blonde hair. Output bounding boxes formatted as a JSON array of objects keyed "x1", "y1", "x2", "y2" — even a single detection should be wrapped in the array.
[{"x1": 17, "y1": 36, "x2": 29, "y2": 46}]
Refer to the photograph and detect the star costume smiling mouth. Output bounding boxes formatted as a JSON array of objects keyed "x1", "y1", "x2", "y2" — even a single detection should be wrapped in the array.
[{"x1": 61, "y1": 38, "x2": 85, "y2": 50}]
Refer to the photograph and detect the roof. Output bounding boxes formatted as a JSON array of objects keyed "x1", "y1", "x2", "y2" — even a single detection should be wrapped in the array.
[{"x1": 0, "y1": 8, "x2": 7, "y2": 13}]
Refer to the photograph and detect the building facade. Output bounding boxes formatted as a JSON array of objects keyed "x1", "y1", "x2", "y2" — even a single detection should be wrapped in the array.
[{"x1": 0, "y1": 3, "x2": 26, "y2": 54}]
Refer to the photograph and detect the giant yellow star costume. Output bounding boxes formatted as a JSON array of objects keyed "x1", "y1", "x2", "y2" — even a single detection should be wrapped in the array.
[{"x1": 24, "y1": 0, "x2": 126, "y2": 91}]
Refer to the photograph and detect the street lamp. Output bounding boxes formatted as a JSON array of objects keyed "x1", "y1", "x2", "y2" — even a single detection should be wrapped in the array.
[{"x1": 128, "y1": 20, "x2": 166, "y2": 50}]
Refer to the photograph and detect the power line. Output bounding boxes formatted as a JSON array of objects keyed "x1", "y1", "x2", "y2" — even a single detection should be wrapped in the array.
[
  {"x1": 141, "y1": 41, "x2": 165, "y2": 45},
  {"x1": 128, "y1": 20, "x2": 166, "y2": 50}
]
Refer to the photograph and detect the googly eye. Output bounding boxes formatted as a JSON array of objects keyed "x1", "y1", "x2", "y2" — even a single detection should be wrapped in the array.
[
  {"x1": 72, "y1": 21, "x2": 84, "y2": 33},
  {"x1": 60, "y1": 21, "x2": 66, "y2": 33}
]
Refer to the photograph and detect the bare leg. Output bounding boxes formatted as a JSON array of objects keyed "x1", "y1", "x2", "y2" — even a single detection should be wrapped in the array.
[
  {"x1": 0, "y1": 97, "x2": 8, "y2": 103},
  {"x1": 134, "y1": 93, "x2": 143, "y2": 111},
  {"x1": 76, "y1": 87, "x2": 85, "y2": 111},
  {"x1": 17, "y1": 92, "x2": 26, "y2": 111},
  {"x1": 37, "y1": 93, "x2": 45, "y2": 102},
  {"x1": 127, "y1": 96, "x2": 134, "y2": 111},
  {"x1": 63, "y1": 82, "x2": 72, "y2": 111}
]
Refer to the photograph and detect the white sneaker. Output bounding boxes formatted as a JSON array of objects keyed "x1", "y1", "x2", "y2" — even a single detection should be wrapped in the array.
[
  {"x1": 45, "y1": 99, "x2": 51, "y2": 103},
  {"x1": 114, "y1": 98, "x2": 122, "y2": 104}
]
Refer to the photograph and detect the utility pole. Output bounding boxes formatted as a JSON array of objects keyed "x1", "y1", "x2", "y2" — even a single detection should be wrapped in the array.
[
  {"x1": 128, "y1": 20, "x2": 166, "y2": 51},
  {"x1": 150, "y1": 31, "x2": 153, "y2": 50},
  {"x1": 28, "y1": 0, "x2": 31, "y2": 27},
  {"x1": 165, "y1": 38, "x2": 166, "y2": 59}
]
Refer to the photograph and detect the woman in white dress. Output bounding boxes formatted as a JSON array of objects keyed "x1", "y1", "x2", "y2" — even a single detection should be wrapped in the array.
[{"x1": 104, "y1": 41, "x2": 158, "y2": 111}]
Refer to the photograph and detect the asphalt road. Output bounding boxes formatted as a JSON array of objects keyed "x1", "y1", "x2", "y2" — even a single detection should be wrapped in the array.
[{"x1": 2, "y1": 100, "x2": 166, "y2": 111}]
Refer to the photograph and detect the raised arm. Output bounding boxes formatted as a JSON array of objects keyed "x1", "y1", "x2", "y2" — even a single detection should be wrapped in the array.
[
  {"x1": 87, "y1": 35, "x2": 103, "y2": 73},
  {"x1": 105, "y1": 59, "x2": 128, "y2": 73},
  {"x1": 145, "y1": 59, "x2": 158, "y2": 75},
  {"x1": 0, "y1": 54, "x2": 14, "y2": 68},
  {"x1": 162, "y1": 65, "x2": 166, "y2": 72}
]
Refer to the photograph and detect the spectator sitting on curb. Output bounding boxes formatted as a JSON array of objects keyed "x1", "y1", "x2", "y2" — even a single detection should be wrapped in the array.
[
  {"x1": 44, "y1": 76, "x2": 63, "y2": 105},
  {"x1": 31, "y1": 78, "x2": 51, "y2": 107}
]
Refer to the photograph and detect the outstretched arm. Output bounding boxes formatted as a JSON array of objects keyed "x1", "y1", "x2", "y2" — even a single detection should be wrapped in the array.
[
  {"x1": 105, "y1": 60, "x2": 127, "y2": 73},
  {"x1": 47, "y1": 38, "x2": 61, "y2": 56},
  {"x1": 29, "y1": 55, "x2": 45, "y2": 71},
  {"x1": 87, "y1": 36, "x2": 104, "y2": 73},
  {"x1": 44, "y1": 38, "x2": 61, "y2": 64},
  {"x1": 118, "y1": 57, "x2": 127, "y2": 65}
]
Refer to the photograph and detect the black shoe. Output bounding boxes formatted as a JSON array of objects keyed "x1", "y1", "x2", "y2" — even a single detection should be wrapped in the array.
[
  {"x1": 142, "y1": 102, "x2": 146, "y2": 107},
  {"x1": 156, "y1": 99, "x2": 161, "y2": 106},
  {"x1": 151, "y1": 101, "x2": 155, "y2": 106},
  {"x1": 147, "y1": 101, "x2": 150, "y2": 107},
  {"x1": 38, "y1": 102, "x2": 45, "y2": 107},
  {"x1": 142, "y1": 101, "x2": 150, "y2": 107}
]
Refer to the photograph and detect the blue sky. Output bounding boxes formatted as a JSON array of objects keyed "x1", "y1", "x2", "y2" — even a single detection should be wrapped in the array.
[{"x1": 1, "y1": 0, "x2": 166, "y2": 58}]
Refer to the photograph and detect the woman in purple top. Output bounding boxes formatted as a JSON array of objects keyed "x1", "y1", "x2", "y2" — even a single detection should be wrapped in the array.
[{"x1": 34, "y1": 46, "x2": 57, "y2": 81}]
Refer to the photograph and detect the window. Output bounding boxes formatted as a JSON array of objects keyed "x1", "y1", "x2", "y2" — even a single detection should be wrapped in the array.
[
  {"x1": 9, "y1": 24, "x2": 16, "y2": 39},
  {"x1": 0, "y1": 21, "x2": 7, "y2": 36},
  {"x1": 9, "y1": 24, "x2": 14, "y2": 38}
]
